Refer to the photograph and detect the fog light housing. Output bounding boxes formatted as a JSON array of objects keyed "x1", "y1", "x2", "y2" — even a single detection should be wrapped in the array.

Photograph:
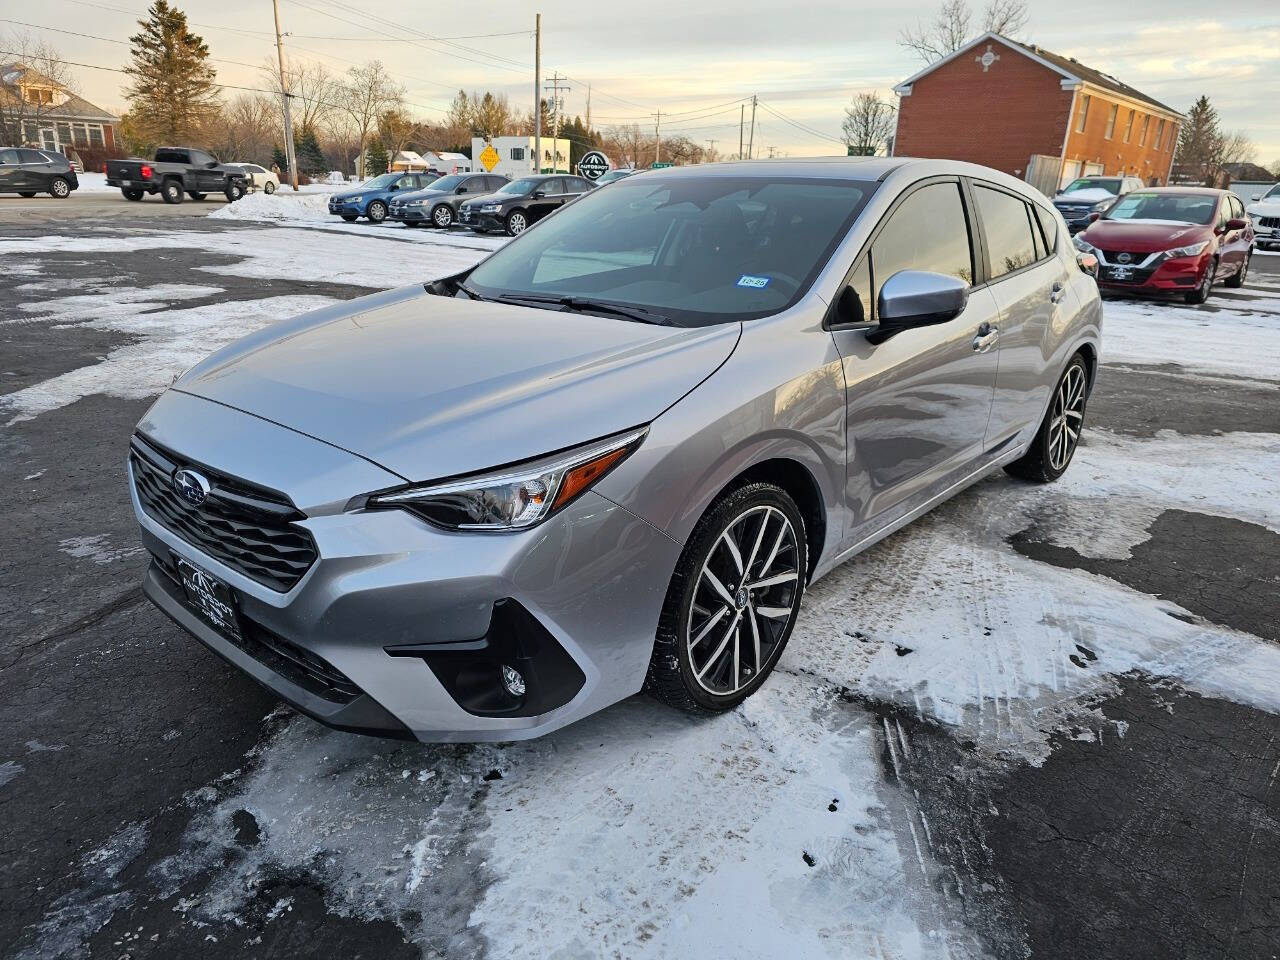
[{"x1": 501, "y1": 664, "x2": 526, "y2": 697}]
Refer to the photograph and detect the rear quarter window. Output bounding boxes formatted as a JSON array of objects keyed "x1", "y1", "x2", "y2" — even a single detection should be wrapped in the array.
[{"x1": 974, "y1": 185, "x2": 1038, "y2": 278}]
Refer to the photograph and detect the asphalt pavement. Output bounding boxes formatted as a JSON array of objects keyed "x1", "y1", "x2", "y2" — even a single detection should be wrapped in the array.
[{"x1": 1, "y1": 207, "x2": 1278, "y2": 960}]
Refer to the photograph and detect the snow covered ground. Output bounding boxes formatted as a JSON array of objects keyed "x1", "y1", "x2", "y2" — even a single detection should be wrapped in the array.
[{"x1": 3, "y1": 217, "x2": 1279, "y2": 958}]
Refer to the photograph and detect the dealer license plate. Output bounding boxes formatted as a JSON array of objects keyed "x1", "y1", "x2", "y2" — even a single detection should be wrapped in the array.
[
  {"x1": 121, "y1": 179, "x2": 132, "y2": 187},
  {"x1": 1108, "y1": 266, "x2": 1134, "y2": 280},
  {"x1": 175, "y1": 555, "x2": 241, "y2": 640}
]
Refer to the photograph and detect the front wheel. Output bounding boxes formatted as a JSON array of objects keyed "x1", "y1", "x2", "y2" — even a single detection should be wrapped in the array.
[
  {"x1": 431, "y1": 204, "x2": 454, "y2": 228},
  {"x1": 263, "y1": 180, "x2": 276, "y2": 195},
  {"x1": 504, "y1": 209, "x2": 528, "y2": 236},
  {"x1": 224, "y1": 180, "x2": 245, "y2": 202},
  {"x1": 49, "y1": 177, "x2": 71, "y2": 198},
  {"x1": 1185, "y1": 257, "x2": 1217, "y2": 304},
  {"x1": 366, "y1": 200, "x2": 387, "y2": 223},
  {"x1": 160, "y1": 180, "x2": 184, "y2": 204},
  {"x1": 1005, "y1": 354, "x2": 1089, "y2": 483},
  {"x1": 645, "y1": 483, "x2": 807, "y2": 714},
  {"x1": 19, "y1": 191, "x2": 36, "y2": 198}
]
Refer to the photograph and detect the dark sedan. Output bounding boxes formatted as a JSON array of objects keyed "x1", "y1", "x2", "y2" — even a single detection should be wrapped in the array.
[
  {"x1": 459, "y1": 174, "x2": 596, "y2": 235},
  {"x1": 0, "y1": 147, "x2": 78, "y2": 198},
  {"x1": 388, "y1": 172, "x2": 509, "y2": 228}
]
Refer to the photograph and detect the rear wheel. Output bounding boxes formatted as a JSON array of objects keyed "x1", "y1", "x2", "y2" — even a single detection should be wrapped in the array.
[
  {"x1": 366, "y1": 200, "x2": 387, "y2": 223},
  {"x1": 645, "y1": 483, "x2": 807, "y2": 714},
  {"x1": 1185, "y1": 257, "x2": 1217, "y2": 304},
  {"x1": 187, "y1": 191, "x2": 206, "y2": 200},
  {"x1": 263, "y1": 180, "x2": 276, "y2": 195},
  {"x1": 1225, "y1": 251, "x2": 1249, "y2": 288},
  {"x1": 19, "y1": 191, "x2": 36, "y2": 198},
  {"x1": 505, "y1": 209, "x2": 528, "y2": 236},
  {"x1": 1005, "y1": 354, "x2": 1089, "y2": 483},
  {"x1": 49, "y1": 177, "x2": 71, "y2": 198},
  {"x1": 160, "y1": 180, "x2": 184, "y2": 204},
  {"x1": 122, "y1": 188, "x2": 144, "y2": 201}
]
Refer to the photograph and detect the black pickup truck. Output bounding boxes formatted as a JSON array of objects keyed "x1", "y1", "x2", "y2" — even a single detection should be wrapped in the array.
[{"x1": 107, "y1": 147, "x2": 248, "y2": 204}]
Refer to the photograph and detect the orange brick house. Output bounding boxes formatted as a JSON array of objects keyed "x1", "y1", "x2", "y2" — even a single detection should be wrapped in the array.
[{"x1": 892, "y1": 33, "x2": 1182, "y2": 194}]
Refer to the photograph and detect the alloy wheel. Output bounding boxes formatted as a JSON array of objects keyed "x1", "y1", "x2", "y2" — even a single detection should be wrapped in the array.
[
  {"x1": 686, "y1": 505, "x2": 801, "y2": 695},
  {"x1": 1047, "y1": 363, "x2": 1086, "y2": 471},
  {"x1": 51, "y1": 178, "x2": 70, "y2": 198},
  {"x1": 433, "y1": 205, "x2": 453, "y2": 228},
  {"x1": 507, "y1": 211, "x2": 527, "y2": 235},
  {"x1": 368, "y1": 201, "x2": 386, "y2": 223}
]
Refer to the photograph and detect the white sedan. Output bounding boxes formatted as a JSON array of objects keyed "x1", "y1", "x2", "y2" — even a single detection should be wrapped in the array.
[
  {"x1": 232, "y1": 163, "x2": 279, "y2": 194},
  {"x1": 1246, "y1": 183, "x2": 1280, "y2": 250}
]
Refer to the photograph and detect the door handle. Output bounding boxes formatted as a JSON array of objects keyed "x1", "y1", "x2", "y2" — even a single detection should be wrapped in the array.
[
  {"x1": 1050, "y1": 281, "x2": 1067, "y2": 304},
  {"x1": 972, "y1": 323, "x2": 999, "y2": 352}
]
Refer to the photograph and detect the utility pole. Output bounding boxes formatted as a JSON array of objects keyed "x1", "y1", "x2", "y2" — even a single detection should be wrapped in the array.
[
  {"x1": 653, "y1": 108, "x2": 662, "y2": 166},
  {"x1": 271, "y1": 0, "x2": 299, "y2": 190},
  {"x1": 533, "y1": 13, "x2": 541, "y2": 175},
  {"x1": 747, "y1": 94, "x2": 757, "y2": 161},
  {"x1": 543, "y1": 72, "x2": 570, "y2": 172},
  {"x1": 767, "y1": 145, "x2": 777, "y2": 159},
  {"x1": 585, "y1": 84, "x2": 591, "y2": 131},
  {"x1": 738, "y1": 104, "x2": 744, "y2": 160},
  {"x1": 705, "y1": 139, "x2": 717, "y2": 162}
]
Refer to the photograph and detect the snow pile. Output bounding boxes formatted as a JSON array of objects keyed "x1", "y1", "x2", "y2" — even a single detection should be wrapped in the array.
[
  {"x1": 209, "y1": 189, "x2": 333, "y2": 222},
  {"x1": 74, "y1": 172, "x2": 121, "y2": 194}
]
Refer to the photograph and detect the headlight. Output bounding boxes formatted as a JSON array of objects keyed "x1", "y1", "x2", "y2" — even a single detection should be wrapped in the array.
[
  {"x1": 480, "y1": 203, "x2": 501, "y2": 213},
  {"x1": 365, "y1": 427, "x2": 647, "y2": 531},
  {"x1": 346, "y1": 195, "x2": 362, "y2": 204},
  {"x1": 1162, "y1": 240, "x2": 1209, "y2": 259},
  {"x1": 407, "y1": 200, "x2": 425, "y2": 207},
  {"x1": 1090, "y1": 199, "x2": 1113, "y2": 213},
  {"x1": 1073, "y1": 236, "x2": 1097, "y2": 254}
]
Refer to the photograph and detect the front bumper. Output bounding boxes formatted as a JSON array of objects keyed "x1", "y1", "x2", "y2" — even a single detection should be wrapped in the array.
[
  {"x1": 327, "y1": 199, "x2": 365, "y2": 217},
  {"x1": 388, "y1": 205, "x2": 429, "y2": 222},
  {"x1": 1053, "y1": 204, "x2": 1097, "y2": 234},
  {"x1": 1095, "y1": 252, "x2": 1210, "y2": 294},
  {"x1": 130, "y1": 390, "x2": 680, "y2": 742},
  {"x1": 1252, "y1": 220, "x2": 1278, "y2": 246},
  {"x1": 462, "y1": 209, "x2": 504, "y2": 231}
]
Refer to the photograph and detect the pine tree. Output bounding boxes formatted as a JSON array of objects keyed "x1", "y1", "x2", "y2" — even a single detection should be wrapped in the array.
[
  {"x1": 123, "y1": 1, "x2": 220, "y2": 145},
  {"x1": 1176, "y1": 96, "x2": 1222, "y2": 183},
  {"x1": 295, "y1": 125, "x2": 326, "y2": 175},
  {"x1": 271, "y1": 145, "x2": 288, "y2": 172},
  {"x1": 364, "y1": 139, "x2": 389, "y2": 177}
]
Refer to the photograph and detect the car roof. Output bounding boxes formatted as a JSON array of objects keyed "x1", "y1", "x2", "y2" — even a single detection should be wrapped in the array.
[{"x1": 1126, "y1": 186, "x2": 1226, "y2": 197}]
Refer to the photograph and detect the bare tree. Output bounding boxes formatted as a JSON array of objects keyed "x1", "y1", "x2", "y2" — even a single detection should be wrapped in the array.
[
  {"x1": 261, "y1": 57, "x2": 337, "y2": 142},
  {"x1": 899, "y1": 0, "x2": 1028, "y2": 63},
  {"x1": 336, "y1": 61, "x2": 402, "y2": 178},
  {"x1": 0, "y1": 31, "x2": 79, "y2": 146},
  {"x1": 603, "y1": 123, "x2": 644, "y2": 167},
  {"x1": 378, "y1": 107, "x2": 418, "y2": 160},
  {"x1": 842, "y1": 92, "x2": 897, "y2": 156},
  {"x1": 206, "y1": 93, "x2": 275, "y2": 162},
  {"x1": 470, "y1": 91, "x2": 514, "y2": 139},
  {"x1": 1219, "y1": 129, "x2": 1257, "y2": 167}
]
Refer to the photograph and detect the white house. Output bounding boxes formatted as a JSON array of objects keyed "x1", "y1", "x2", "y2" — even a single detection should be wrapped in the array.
[
  {"x1": 471, "y1": 136, "x2": 572, "y2": 178},
  {"x1": 424, "y1": 151, "x2": 472, "y2": 174}
]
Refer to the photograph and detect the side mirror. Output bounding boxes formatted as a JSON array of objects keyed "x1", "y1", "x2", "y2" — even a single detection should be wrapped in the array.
[
  {"x1": 1226, "y1": 217, "x2": 1247, "y2": 231},
  {"x1": 1088, "y1": 211, "x2": 1101, "y2": 222},
  {"x1": 1252, "y1": 194, "x2": 1262, "y2": 201},
  {"x1": 869, "y1": 270, "x2": 969, "y2": 343},
  {"x1": 456, "y1": 186, "x2": 467, "y2": 194},
  {"x1": 532, "y1": 190, "x2": 546, "y2": 199},
  {"x1": 206, "y1": 160, "x2": 218, "y2": 168},
  {"x1": 1076, "y1": 252, "x2": 1099, "y2": 278}
]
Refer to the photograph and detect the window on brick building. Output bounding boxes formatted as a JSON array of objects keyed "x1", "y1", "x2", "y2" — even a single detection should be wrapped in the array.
[
  {"x1": 1138, "y1": 115, "x2": 1150, "y2": 146},
  {"x1": 1104, "y1": 104, "x2": 1118, "y2": 139},
  {"x1": 1154, "y1": 119, "x2": 1165, "y2": 150},
  {"x1": 1122, "y1": 110, "x2": 1134, "y2": 143},
  {"x1": 1075, "y1": 95, "x2": 1090, "y2": 133}
]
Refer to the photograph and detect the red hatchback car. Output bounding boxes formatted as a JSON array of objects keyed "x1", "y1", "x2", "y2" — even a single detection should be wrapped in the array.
[{"x1": 1073, "y1": 187, "x2": 1254, "y2": 304}]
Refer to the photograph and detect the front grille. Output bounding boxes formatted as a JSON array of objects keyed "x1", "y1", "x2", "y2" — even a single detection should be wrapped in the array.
[
  {"x1": 130, "y1": 435, "x2": 318, "y2": 592},
  {"x1": 1099, "y1": 250, "x2": 1152, "y2": 265},
  {"x1": 239, "y1": 620, "x2": 361, "y2": 702},
  {"x1": 1260, "y1": 216, "x2": 1280, "y2": 229}
]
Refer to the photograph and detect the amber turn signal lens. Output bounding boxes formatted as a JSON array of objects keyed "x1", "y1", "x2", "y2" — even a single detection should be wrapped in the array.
[{"x1": 552, "y1": 447, "x2": 630, "y2": 511}]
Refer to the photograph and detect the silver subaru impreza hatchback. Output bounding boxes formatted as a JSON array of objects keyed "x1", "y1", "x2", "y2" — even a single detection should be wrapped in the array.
[{"x1": 129, "y1": 157, "x2": 1101, "y2": 742}]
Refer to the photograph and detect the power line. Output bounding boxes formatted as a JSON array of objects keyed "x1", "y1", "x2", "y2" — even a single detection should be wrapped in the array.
[
  {"x1": 756, "y1": 100, "x2": 845, "y2": 147},
  {"x1": 0, "y1": 16, "x2": 265, "y2": 71}
]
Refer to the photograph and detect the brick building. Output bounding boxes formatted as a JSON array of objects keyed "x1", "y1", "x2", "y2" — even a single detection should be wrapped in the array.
[
  {"x1": 1, "y1": 63, "x2": 121, "y2": 158},
  {"x1": 892, "y1": 33, "x2": 1182, "y2": 195}
]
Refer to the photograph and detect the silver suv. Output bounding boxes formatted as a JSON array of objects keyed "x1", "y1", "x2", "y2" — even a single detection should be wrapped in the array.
[{"x1": 129, "y1": 158, "x2": 1102, "y2": 741}]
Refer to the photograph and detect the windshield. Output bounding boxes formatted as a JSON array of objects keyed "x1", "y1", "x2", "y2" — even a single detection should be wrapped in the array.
[
  {"x1": 465, "y1": 176, "x2": 874, "y2": 327},
  {"x1": 428, "y1": 174, "x2": 464, "y2": 191},
  {"x1": 1103, "y1": 192, "x2": 1217, "y2": 225},
  {"x1": 1264, "y1": 184, "x2": 1280, "y2": 200},
  {"x1": 500, "y1": 178, "x2": 538, "y2": 194},
  {"x1": 1063, "y1": 178, "x2": 1122, "y2": 195},
  {"x1": 358, "y1": 173, "x2": 398, "y2": 189},
  {"x1": 598, "y1": 170, "x2": 632, "y2": 183}
]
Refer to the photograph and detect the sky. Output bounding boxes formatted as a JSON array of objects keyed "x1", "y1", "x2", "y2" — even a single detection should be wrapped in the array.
[{"x1": 6, "y1": 0, "x2": 1279, "y2": 163}]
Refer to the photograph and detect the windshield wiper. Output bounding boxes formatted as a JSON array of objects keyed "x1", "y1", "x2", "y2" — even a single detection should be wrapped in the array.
[
  {"x1": 497, "y1": 293, "x2": 675, "y2": 326},
  {"x1": 456, "y1": 281, "x2": 487, "y2": 300}
]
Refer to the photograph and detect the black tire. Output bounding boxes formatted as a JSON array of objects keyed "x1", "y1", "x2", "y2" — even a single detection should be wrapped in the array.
[
  {"x1": 122, "y1": 188, "x2": 144, "y2": 201},
  {"x1": 341, "y1": 214, "x2": 358, "y2": 222},
  {"x1": 160, "y1": 180, "x2": 184, "y2": 204},
  {"x1": 431, "y1": 203, "x2": 454, "y2": 228},
  {"x1": 1224, "y1": 251, "x2": 1249, "y2": 288},
  {"x1": 1004, "y1": 353, "x2": 1090, "y2": 483},
  {"x1": 644, "y1": 482, "x2": 807, "y2": 715},
  {"x1": 224, "y1": 180, "x2": 245, "y2": 202},
  {"x1": 504, "y1": 209, "x2": 528, "y2": 236},
  {"x1": 366, "y1": 200, "x2": 387, "y2": 223},
  {"x1": 49, "y1": 177, "x2": 71, "y2": 199},
  {"x1": 263, "y1": 180, "x2": 276, "y2": 195},
  {"x1": 19, "y1": 191, "x2": 36, "y2": 198},
  {"x1": 1185, "y1": 257, "x2": 1216, "y2": 304},
  {"x1": 187, "y1": 191, "x2": 206, "y2": 201}
]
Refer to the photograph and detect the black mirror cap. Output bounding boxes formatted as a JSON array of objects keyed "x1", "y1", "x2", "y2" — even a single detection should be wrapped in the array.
[
  {"x1": 829, "y1": 284, "x2": 868, "y2": 328},
  {"x1": 871, "y1": 270, "x2": 969, "y2": 341}
]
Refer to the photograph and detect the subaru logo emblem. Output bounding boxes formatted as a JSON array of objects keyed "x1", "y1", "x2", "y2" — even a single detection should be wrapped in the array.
[
  {"x1": 1116, "y1": 252, "x2": 1132, "y2": 264},
  {"x1": 173, "y1": 468, "x2": 211, "y2": 508}
]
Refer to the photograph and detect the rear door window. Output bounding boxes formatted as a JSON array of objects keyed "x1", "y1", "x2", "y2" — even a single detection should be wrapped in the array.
[
  {"x1": 869, "y1": 181, "x2": 974, "y2": 306},
  {"x1": 974, "y1": 185, "x2": 1039, "y2": 279},
  {"x1": 18, "y1": 149, "x2": 48, "y2": 163},
  {"x1": 0, "y1": 149, "x2": 19, "y2": 164},
  {"x1": 1032, "y1": 204, "x2": 1059, "y2": 254}
]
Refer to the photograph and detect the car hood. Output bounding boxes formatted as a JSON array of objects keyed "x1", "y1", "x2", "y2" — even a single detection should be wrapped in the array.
[
  {"x1": 1247, "y1": 199, "x2": 1280, "y2": 217},
  {"x1": 393, "y1": 187, "x2": 448, "y2": 204},
  {"x1": 1054, "y1": 188, "x2": 1116, "y2": 205},
  {"x1": 174, "y1": 286, "x2": 740, "y2": 483},
  {"x1": 1080, "y1": 220, "x2": 1212, "y2": 253},
  {"x1": 332, "y1": 187, "x2": 380, "y2": 201},
  {"x1": 461, "y1": 191, "x2": 513, "y2": 207}
]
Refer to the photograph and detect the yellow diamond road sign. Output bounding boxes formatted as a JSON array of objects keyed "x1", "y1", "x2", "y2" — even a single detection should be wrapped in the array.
[{"x1": 479, "y1": 144, "x2": 500, "y2": 172}]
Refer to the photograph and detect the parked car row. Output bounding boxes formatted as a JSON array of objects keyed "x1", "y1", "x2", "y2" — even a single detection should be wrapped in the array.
[{"x1": 328, "y1": 170, "x2": 600, "y2": 236}]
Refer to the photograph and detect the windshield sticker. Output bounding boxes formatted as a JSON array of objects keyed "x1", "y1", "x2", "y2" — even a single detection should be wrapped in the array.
[{"x1": 737, "y1": 275, "x2": 771, "y2": 289}]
